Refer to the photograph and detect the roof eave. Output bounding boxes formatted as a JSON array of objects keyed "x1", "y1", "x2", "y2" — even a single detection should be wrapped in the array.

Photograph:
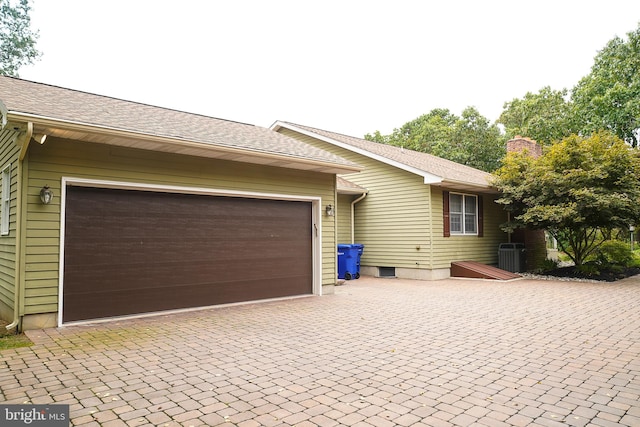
[
  {"x1": 337, "y1": 187, "x2": 369, "y2": 195},
  {"x1": 9, "y1": 112, "x2": 361, "y2": 175},
  {"x1": 438, "y1": 178, "x2": 498, "y2": 194},
  {"x1": 273, "y1": 121, "x2": 501, "y2": 192},
  {"x1": 272, "y1": 121, "x2": 443, "y2": 183}
]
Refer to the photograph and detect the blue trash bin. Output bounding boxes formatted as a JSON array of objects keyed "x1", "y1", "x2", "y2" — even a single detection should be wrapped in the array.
[
  {"x1": 337, "y1": 244, "x2": 364, "y2": 280},
  {"x1": 353, "y1": 244, "x2": 364, "y2": 277}
]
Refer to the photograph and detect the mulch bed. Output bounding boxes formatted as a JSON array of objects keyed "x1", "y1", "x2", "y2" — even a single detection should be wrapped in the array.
[{"x1": 543, "y1": 266, "x2": 640, "y2": 282}]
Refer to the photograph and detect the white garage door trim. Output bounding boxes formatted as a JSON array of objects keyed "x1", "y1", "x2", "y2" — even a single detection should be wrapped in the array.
[{"x1": 57, "y1": 176, "x2": 324, "y2": 326}]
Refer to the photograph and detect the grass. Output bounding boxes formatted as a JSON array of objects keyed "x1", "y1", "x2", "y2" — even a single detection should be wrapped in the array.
[{"x1": 0, "y1": 320, "x2": 33, "y2": 351}]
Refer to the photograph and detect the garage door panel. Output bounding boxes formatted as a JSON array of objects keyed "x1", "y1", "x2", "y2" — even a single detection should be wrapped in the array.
[
  {"x1": 64, "y1": 241, "x2": 310, "y2": 269},
  {"x1": 64, "y1": 218, "x2": 308, "y2": 242},
  {"x1": 66, "y1": 240, "x2": 311, "y2": 274},
  {"x1": 63, "y1": 186, "x2": 313, "y2": 322},
  {"x1": 63, "y1": 275, "x2": 310, "y2": 321},
  {"x1": 64, "y1": 255, "x2": 311, "y2": 293}
]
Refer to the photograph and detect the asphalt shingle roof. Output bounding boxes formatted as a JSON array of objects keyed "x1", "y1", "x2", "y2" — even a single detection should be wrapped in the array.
[
  {"x1": 278, "y1": 122, "x2": 493, "y2": 188},
  {"x1": 0, "y1": 76, "x2": 358, "y2": 170},
  {"x1": 337, "y1": 176, "x2": 368, "y2": 194}
]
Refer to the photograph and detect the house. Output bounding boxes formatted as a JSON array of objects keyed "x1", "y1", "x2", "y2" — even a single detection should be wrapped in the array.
[
  {"x1": 271, "y1": 121, "x2": 510, "y2": 280},
  {"x1": 0, "y1": 77, "x2": 360, "y2": 330}
]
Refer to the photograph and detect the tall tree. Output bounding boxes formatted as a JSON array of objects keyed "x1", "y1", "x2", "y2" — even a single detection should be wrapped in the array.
[
  {"x1": 498, "y1": 86, "x2": 575, "y2": 145},
  {"x1": 572, "y1": 23, "x2": 640, "y2": 147},
  {"x1": 435, "y1": 107, "x2": 506, "y2": 172},
  {"x1": 0, "y1": 0, "x2": 40, "y2": 77},
  {"x1": 365, "y1": 107, "x2": 505, "y2": 172},
  {"x1": 493, "y1": 131, "x2": 640, "y2": 267},
  {"x1": 366, "y1": 108, "x2": 456, "y2": 152}
]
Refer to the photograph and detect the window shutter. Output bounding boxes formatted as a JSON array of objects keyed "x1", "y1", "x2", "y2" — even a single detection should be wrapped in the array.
[
  {"x1": 443, "y1": 191, "x2": 450, "y2": 237},
  {"x1": 477, "y1": 195, "x2": 484, "y2": 237}
]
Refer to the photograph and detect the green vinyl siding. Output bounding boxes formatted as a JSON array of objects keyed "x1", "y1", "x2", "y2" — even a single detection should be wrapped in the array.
[
  {"x1": 336, "y1": 193, "x2": 353, "y2": 244},
  {"x1": 277, "y1": 129, "x2": 432, "y2": 269},
  {"x1": 278, "y1": 128, "x2": 509, "y2": 274},
  {"x1": 22, "y1": 137, "x2": 336, "y2": 316},
  {"x1": 431, "y1": 187, "x2": 506, "y2": 268},
  {"x1": 0, "y1": 129, "x2": 20, "y2": 318},
  {"x1": 352, "y1": 172, "x2": 430, "y2": 269}
]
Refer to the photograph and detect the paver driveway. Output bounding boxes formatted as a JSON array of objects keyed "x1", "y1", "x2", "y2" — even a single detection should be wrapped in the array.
[{"x1": 1, "y1": 276, "x2": 639, "y2": 427}]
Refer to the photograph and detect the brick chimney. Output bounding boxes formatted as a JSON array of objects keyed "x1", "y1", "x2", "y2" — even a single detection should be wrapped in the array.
[
  {"x1": 505, "y1": 136, "x2": 546, "y2": 271},
  {"x1": 507, "y1": 135, "x2": 542, "y2": 158}
]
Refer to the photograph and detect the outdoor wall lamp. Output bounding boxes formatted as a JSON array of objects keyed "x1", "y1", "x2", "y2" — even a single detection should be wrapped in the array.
[
  {"x1": 32, "y1": 133, "x2": 47, "y2": 144},
  {"x1": 39, "y1": 185, "x2": 54, "y2": 204},
  {"x1": 325, "y1": 204, "x2": 335, "y2": 217}
]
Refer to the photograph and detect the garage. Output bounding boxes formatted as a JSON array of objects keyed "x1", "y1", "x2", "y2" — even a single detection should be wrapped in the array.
[{"x1": 62, "y1": 185, "x2": 313, "y2": 323}]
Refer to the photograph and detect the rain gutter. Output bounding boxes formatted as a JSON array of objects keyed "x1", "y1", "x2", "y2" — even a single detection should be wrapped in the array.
[{"x1": 9, "y1": 112, "x2": 361, "y2": 175}]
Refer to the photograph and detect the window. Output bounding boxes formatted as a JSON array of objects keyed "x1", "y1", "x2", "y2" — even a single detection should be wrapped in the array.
[
  {"x1": 443, "y1": 191, "x2": 482, "y2": 237},
  {"x1": 1, "y1": 164, "x2": 10, "y2": 236}
]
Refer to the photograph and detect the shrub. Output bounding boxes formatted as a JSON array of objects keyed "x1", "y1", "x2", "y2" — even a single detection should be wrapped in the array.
[
  {"x1": 629, "y1": 256, "x2": 640, "y2": 268},
  {"x1": 590, "y1": 240, "x2": 636, "y2": 268},
  {"x1": 576, "y1": 262, "x2": 600, "y2": 276},
  {"x1": 536, "y1": 258, "x2": 559, "y2": 273}
]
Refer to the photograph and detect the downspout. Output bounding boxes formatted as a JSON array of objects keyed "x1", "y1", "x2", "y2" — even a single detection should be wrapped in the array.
[
  {"x1": 428, "y1": 188, "x2": 433, "y2": 270},
  {"x1": 6, "y1": 122, "x2": 32, "y2": 331},
  {"x1": 350, "y1": 192, "x2": 367, "y2": 244}
]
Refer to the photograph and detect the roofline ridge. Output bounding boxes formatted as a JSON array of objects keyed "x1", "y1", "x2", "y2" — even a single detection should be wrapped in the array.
[
  {"x1": 1, "y1": 75, "x2": 255, "y2": 127},
  {"x1": 280, "y1": 121, "x2": 365, "y2": 141},
  {"x1": 278, "y1": 120, "x2": 476, "y2": 167},
  {"x1": 272, "y1": 121, "x2": 496, "y2": 192},
  {"x1": 291, "y1": 121, "x2": 491, "y2": 177},
  {"x1": 271, "y1": 121, "x2": 443, "y2": 184}
]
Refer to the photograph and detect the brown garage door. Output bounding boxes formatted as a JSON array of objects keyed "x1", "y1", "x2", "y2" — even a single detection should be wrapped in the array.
[{"x1": 63, "y1": 186, "x2": 313, "y2": 322}]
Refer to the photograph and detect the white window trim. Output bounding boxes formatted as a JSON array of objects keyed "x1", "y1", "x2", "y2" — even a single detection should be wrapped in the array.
[
  {"x1": 1, "y1": 164, "x2": 10, "y2": 236},
  {"x1": 450, "y1": 192, "x2": 478, "y2": 236}
]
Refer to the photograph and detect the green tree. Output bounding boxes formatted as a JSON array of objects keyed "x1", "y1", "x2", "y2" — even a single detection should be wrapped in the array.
[
  {"x1": 0, "y1": 0, "x2": 40, "y2": 76},
  {"x1": 365, "y1": 107, "x2": 505, "y2": 172},
  {"x1": 498, "y1": 86, "x2": 576, "y2": 145},
  {"x1": 366, "y1": 108, "x2": 456, "y2": 152},
  {"x1": 572, "y1": 23, "x2": 640, "y2": 147},
  {"x1": 434, "y1": 107, "x2": 506, "y2": 172},
  {"x1": 493, "y1": 131, "x2": 640, "y2": 267},
  {"x1": 363, "y1": 130, "x2": 389, "y2": 144}
]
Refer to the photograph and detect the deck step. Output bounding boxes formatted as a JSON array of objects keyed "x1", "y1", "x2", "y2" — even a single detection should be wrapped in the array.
[{"x1": 451, "y1": 261, "x2": 521, "y2": 280}]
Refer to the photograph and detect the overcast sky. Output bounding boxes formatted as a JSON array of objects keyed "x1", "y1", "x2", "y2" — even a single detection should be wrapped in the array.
[{"x1": 19, "y1": 1, "x2": 640, "y2": 137}]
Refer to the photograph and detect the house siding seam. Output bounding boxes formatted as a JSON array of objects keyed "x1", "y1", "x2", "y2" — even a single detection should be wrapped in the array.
[{"x1": 21, "y1": 137, "x2": 337, "y2": 317}]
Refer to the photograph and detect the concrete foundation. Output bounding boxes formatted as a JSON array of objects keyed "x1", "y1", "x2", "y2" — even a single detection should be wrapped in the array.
[
  {"x1": 21, "y1": 313, "x2": 58, "y2": 331},
  {"x1": 322, "y1": 284, "x2": 335, "y2": 295},
  {"x1": 361, "y1": 265, "x2": 450, "y2": 281}
]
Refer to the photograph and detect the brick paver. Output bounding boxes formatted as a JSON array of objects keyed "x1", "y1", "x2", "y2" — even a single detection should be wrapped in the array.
[{"x1": 1, "y1": 276, "x2": 639, "y2": 426}]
